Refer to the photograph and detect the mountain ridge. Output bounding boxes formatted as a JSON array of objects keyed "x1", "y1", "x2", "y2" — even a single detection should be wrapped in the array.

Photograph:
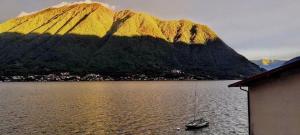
[
  {"x1": 0, "y1": 3, "x2": 263, "y2": 79},
  {"x1": 252, "y1": 59, "x2": 286, "y2": 70},
  {"x1": 0, "y1": 3, "x2": 217, "y2": 45}
]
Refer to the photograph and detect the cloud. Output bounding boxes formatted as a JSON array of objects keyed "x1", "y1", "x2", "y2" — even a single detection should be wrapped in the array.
[
  {"x1": 52, "y1": 0, "x2": 116, "y2": 10},
  {"x1": 17, "y1": 11, "x2": 38, "y2": 17},
  {"x1": 17, "y1": 0, "x2": 116, "y2": 18}
]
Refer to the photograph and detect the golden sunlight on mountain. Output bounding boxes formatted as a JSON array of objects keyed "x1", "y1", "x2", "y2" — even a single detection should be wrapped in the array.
[
  {"x1": 262, "y1": 58, "x2": 272, "y2": 65},
  {"x1": 0, "y1": 2, "x2": 217, "y2": 45},
  {"x1": 0, "y1": 1, "x2": 264, "y2": 80}
]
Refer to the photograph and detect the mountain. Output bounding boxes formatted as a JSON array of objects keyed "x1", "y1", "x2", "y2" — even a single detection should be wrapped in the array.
[
  {"x1": 0, "y1": 2, "x2": 263, "y2": 79},
  {"x1": 252, "y1": 59, "x2": 286, "y2": 70},
  {"x1": 284, "y1": 56, "x2": 300, "y2": 65}
]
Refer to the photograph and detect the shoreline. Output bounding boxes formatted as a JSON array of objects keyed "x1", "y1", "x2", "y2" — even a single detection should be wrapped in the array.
[
  {"x1": 0, "y1": 80, "x2": 236, "y2": 83},
  {"x1": 0, "y1": 74, "x2": 241, "y2": 82}
]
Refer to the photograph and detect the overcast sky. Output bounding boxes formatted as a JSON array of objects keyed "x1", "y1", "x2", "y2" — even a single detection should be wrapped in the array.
[{"x1": 1, "y1": 0, "x2": 299, "y2": 60}]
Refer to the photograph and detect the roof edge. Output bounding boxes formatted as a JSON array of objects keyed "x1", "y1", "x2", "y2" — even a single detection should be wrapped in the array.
[{"x1": 228, "y1": 59, "x2": 300, "y2": 87}]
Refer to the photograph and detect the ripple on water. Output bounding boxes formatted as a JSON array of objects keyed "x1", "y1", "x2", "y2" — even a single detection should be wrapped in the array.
[{"x1": 0, "y1": 81, "x2": 248, "y2": 135}]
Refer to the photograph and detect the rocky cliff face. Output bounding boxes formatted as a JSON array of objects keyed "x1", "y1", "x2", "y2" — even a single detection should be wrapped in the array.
[{"x1": 0, "y1": 2, "x2": 263, "y2": 79}]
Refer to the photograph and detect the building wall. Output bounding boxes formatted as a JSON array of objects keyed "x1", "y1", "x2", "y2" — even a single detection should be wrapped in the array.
[{"x1": 249, "y1": 73, "x2": 300, "y2": 135}]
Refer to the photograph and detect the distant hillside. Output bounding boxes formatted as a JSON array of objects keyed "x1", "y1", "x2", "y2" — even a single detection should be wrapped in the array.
[
  {"x1": 252, "y1": 59, "x2": 286, "y2": 70},
  {"x1": 0, "y1": 2, "x2": 263, "y2": 79},
  {"x1": 284, "y1": 56, "x2": 300, "y2": 65}
]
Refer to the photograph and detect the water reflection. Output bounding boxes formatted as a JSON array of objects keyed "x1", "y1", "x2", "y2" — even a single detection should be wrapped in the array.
[{"x1": 0, "y1": 81, "x2": 247, "y2": 135}]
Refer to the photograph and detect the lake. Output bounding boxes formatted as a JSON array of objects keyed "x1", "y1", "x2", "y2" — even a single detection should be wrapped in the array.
[{"x1": 0, "y1": 81, "x2": 248, "y2": 135}]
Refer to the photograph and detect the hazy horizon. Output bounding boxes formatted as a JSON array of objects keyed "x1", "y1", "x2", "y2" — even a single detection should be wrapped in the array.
[{"x1": 1, "y1": 0, "x2": 299, "y2": 60}]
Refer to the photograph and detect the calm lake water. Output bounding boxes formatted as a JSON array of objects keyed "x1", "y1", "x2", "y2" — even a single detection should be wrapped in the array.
[{"x1": 0, "y1": 81, "x2": 248, "y2": 135}]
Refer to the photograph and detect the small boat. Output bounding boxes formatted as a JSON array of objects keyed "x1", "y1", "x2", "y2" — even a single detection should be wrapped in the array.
[
  {"x1": 185, "y1": 89, "x2": 209, "y2": 130},
  {"x1": 185, "y1": 118, "x2": 209, "y2": 130}
]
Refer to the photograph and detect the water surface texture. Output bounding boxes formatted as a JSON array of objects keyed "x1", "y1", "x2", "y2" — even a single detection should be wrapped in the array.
[{"x1": 0, "y1": 81, "x2": 248, "y2": 135}]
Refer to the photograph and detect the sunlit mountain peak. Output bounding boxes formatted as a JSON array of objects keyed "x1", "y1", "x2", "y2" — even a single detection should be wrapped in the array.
[{"x1": 261, "y1": 58, "x2": 273, "y2": 65}]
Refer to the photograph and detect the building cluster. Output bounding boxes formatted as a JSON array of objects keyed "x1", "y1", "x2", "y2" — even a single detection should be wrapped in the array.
[
  {"x1": 0, "y1": 70, "x2": 205, "y2": 82},
  {"x1": 0, "y1": 73, "x2": 111, "y2": 82}
]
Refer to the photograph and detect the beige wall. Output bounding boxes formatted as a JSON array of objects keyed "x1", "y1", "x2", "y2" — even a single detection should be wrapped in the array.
[{"x1": 249, "y1": 73, "x2": 300, "y2": 135}]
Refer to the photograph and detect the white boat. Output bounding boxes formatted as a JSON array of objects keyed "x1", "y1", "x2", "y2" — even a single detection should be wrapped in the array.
[
  {"x1": 185, "y1": 90, "x2": 209, "y2": 130},
  {"x1": 186, "y1": 118, "x2": 209, "y2": 130}
]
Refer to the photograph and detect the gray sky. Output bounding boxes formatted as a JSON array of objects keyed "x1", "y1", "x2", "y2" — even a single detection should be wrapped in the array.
[{"x1": 1, "y1": 0, "x2": 299, "y2": 60}]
